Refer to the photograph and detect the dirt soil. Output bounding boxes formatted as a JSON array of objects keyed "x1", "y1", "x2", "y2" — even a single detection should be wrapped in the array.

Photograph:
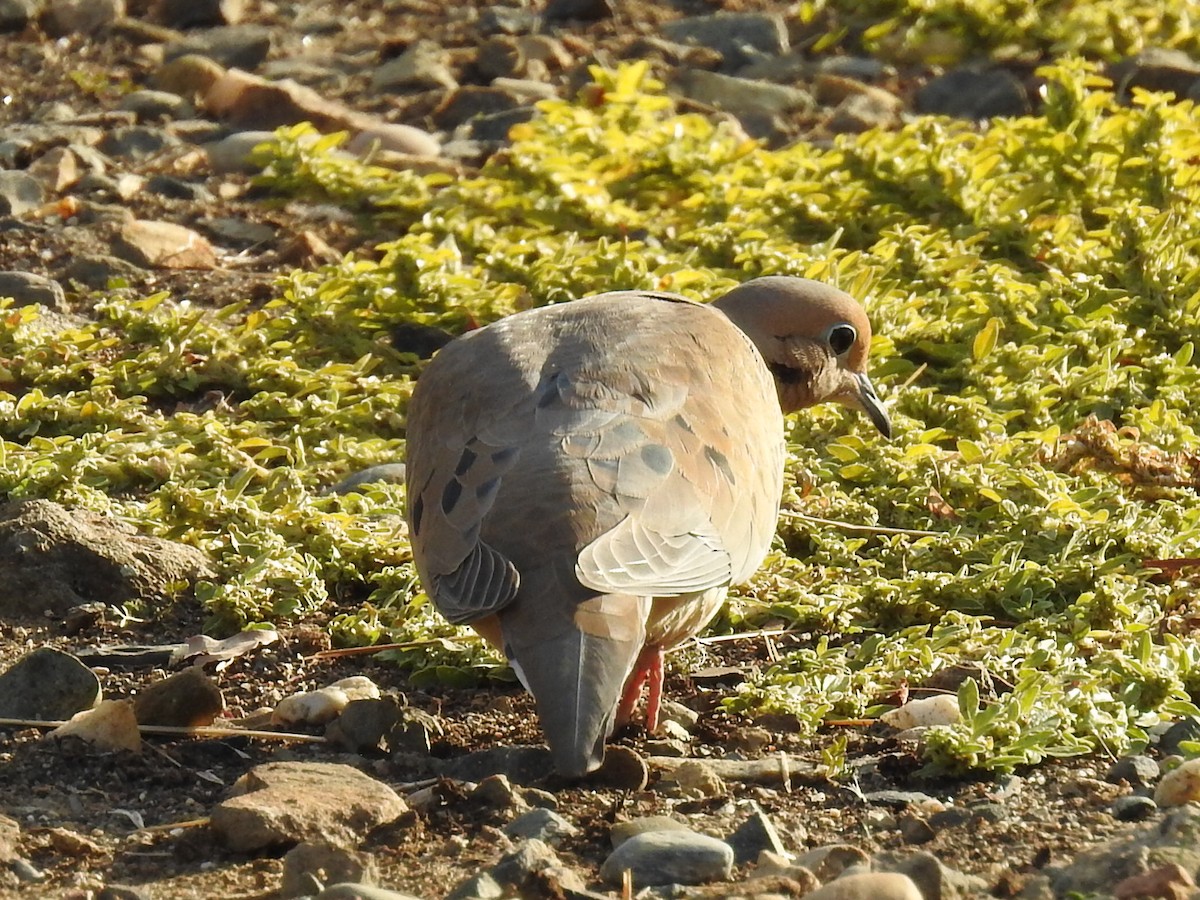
[{"x1": 0, "y1": 1, "x2": 1149, "y2": 898}]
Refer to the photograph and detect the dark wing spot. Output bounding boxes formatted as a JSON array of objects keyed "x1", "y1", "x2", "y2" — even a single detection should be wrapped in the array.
[
  {"x1": 441, "y1": 478, "x2": 463, "y2": 514},
  {"x1": 411, "y1": 493, "x2": 424, "y2": 534},
  {"x1": 641, "y1": 444, "x2": 673, "y2": 475},
  {"x1": 672, "y1": 414, "x2": 695, "y2": 434},
  {"x1": 705, "y1": 445, "x2": 736, "y2": 484},
  {"x1": 492, "y1": 446, "x2": 518, "y2": 466},
  {"x1": 455, "y1": 447, "x2": 477, "y2": 476},
  {"x1": 476, "y1": 476, "x2": 501, "y2": 501},
  {"x1": 536, "y1": 371, "x2": 567, "y2": 408}
]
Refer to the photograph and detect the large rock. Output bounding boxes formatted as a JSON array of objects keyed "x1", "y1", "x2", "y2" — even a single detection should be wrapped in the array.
[
  {"x1": 0, "y1": 499, "x2": 214, "y2": 618},
  {"x1": 210, "y1": 762, "x2": 409, "y2": 852}
]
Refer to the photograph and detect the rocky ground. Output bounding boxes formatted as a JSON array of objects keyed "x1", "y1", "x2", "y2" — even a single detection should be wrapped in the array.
[{"x1": 5, "y1": 0, "x2": 1200, "y2": 899}]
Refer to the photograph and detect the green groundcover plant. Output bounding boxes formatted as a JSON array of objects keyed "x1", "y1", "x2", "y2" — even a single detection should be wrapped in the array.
[{"x1": 3, "y1": 57, "x2": 1200, "y2": 773}]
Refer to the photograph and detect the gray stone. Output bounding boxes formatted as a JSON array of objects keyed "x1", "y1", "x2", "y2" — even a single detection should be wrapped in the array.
[
  {"x1": 260, "y1": 60, "x2": 346, "y2": 89},
  {"x1": 490, "y1": 838, "x2": 573, "y2": 888},
  {"x1": 725, "y1": 800, "x2": 788, "y2": 865},
  {"x1": 672, "y1": 68, "x2": 814, "y2": 115},
  {"x1": 205, "y1": 130, "x2": 278, "y2": 174},
  {"x1": 479, "y1": 6, "x2": 539, "y2": 35},
  {"x1": 0, "y1": 170, "x2": 44, "y2": 215},
  {"x1": 599, "y1": 830, "x2": 734, "y2": 886},
  {"x1": 96, "y1": 885, "x2": 149, "y2": 900},
  {"x1": 1158, "y1": 717, "x2": 1200, "y2": 756},
  {"x1": 874, "y1": 850, "x2": 988, "y2": 900},
  {"x1": 825, "y1": 87, "x2": 903, "y2": 133},
  {"x1": 146, "y1": 175, "x2": 212, "y2": 202},
  {"x1": 0, "y1": 816, "x2": 20, "y2": 865},
  {"x1": 60, "y1": 254, "x2": 144, "y2": 289},
  {"x1": 663, "y1": 12, "x2": 788, "y2": 69},
  {"x1": 446, "y1": 872, "x2": 504, "y2": 900},
  {"x1": 98, "y1": 126, "x2": 180, "y2": 160},
  {"x1": 199, "y1": 216, "x2": 274, "y2": 248},
  {"x1": 1110, "y1": 48, "x2": 1200, "y2": 99},
  {"x1": 318, "y1": 886, "x2": 425, "y2": 900},
  {"x1": 611, "y1": 815, "x2": 692, "y2": 849},
  {"x1": 0, "y1": 0, "x2": 39, "y2": 32},
  {"x1": 44, "y1": 0, "x2": 123, "y2": 35},
  {"x1": 1112, "y1": 794, "x2": 1158, "y2": 822},
  {"x1": 0, "y1": 271, "x2": 65, "y2": 309},
  {"x1": 210, "y1": 761, "x2": 408, "y2": 852},
  {"x1": 344, "y1": 123, "x2": 440, "y2": 158},
  {"x1": 466, "y1": 107, "x2": 538, "y2": 143},
  {"x1": 804, "y1": 873, "x2": 923, "y2": 900},
  {"x1": 118, "y1": 90, "x2": 191, "y2": 123},
  {"x1": 154, "y1": 0, "x2": 244, "y2": 28},
  {"x1": 915, "y1": 67, "x2": 1030, "y2": 119},
  {"x1": 372, "y1": 41, "x2": 457, "y2": 92},
  {"x1": 0, "y1": 498, "x2": 215, "y2": 618},
  {"x1": 1107, "y1": 754, "x2": 1160, "y2": 787},
  {"x1": 502, "y1": 808, "x2": 577, "y2": 845},
  {"x1": 794, "y1": 845, "x2": 871, "y2": 882},
  {"x1": 281, "y1": 842, "x2": 376, "y2": 899},
  {"x1": 163, "y1": 25, "x2": 273, "y2": 69},
  {"x1": 433, "y1": 87, "x2": 523, "y2": 130},
  {"x1": 0, "y1": 647, "x2": 101, "y2": 720},
  {"x1": 543, "y1": 0, "x2": 612, "y2": 22}
]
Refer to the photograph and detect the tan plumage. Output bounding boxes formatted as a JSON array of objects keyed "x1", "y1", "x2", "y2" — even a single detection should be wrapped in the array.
[{"x1": 405, "y1": 276, "x2": 890, "y2": 777}]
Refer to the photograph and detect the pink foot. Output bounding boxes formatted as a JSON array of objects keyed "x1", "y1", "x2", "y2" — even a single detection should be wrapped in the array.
[{"x1": 616, "y1": 646, "x2": 664, "y2": 731}]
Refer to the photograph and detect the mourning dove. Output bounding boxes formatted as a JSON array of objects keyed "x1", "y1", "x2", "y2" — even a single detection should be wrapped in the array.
[{"x1": 405, "y1": 276, "x2": 891, "y2": 777}]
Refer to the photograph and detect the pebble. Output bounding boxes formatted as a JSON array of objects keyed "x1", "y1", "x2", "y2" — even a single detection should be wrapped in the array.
[
  {"x1": 478, "y1": 6, "x2": 540, "y2": 35},
  {"x1": 501, "y1": 808, "x2": 576, "y2": 844},
  {"x1": 44, "y1": 0, "x2": 124, "y2": 36},
  {"x1": 118, "y1": 90, "x2": 191, "y2": 123},
  {"x1": 0, "y1": 646, "x2": 101, "y2": 719},
  {"x1": 114, "y1": 219, "x2": 218, "y2": 270},
  {"x1": 200, "y1": 216, "x2": 275, "y2": 248},
  {"x1": 879, "y1": 694, "x2": 960, "y2": 729},
  {"x1": 672, "y1": 68, "x2": 815, "y2": 116},
  {"x1": 1111, "y1": 794, "x2": 1158, "y2": 822},
  {"x1": 272, "y1": 675, "x2": 381, "y2": 727},
  {"x1": 27, "y1": 146, "x2": 81, "y2": 192},
  {"x1": 155, "y1": 54, "x2": 228, "y2": 98},
  {"x1": 611, "y1": 815, "x2": 693, "y2": 848},
  {"x1": 155, "y1": 0, "x2": 245, "y2": 29},
  {"x1": 599, "y1": 830, "x2": 734, "y2": 886},
  {"x1": 372, "y1": 41, "x2": 458, "y2": 92},
  {"x1": 0, "y1": 271, "x2": 66, "y2": 310},
  {"x1": 793, "y1": 844, "x2": 870, "y2": 882},
  {"x1": 803, "y1": 873, "x2": 922, "y2": 900},
  {"x1": 206, "y1": 130, "x2": 279, "y2": 174},
  {"x1": 0, "y1": 170, "x2": 44, "y2": 216},
  {"x1": 60, "y1": 254, "x2": 145, "y2": 289},
  {"x1": 280, "y1": 841, "x2": 376, "y2": 899},
  {"x1": 209, "y1": 761, "x2": 408, "y2": 853},
  {"x1": 914, "y1": 66, "x2": 1030, "y2": 119},
  {"x1": 146, "y1": 174, "x2": 212, "y2": 202},
  {"x1": 51, "y1": 699, "x2": 142, "y2": 752},
  {"x1": 132, "y1": 666, "x2": 225, "y2": 727},
  {"x1": 164, "y1": 25, "x2": 274, "y2": 69},
  {"x1": 98, "y1": 126, "x2": 180, "y2": 159},
  {"x1": 345, "y1": 122, "x2": 441, "y2": 158},
  {"x1": 542, "y1": 0, "x2": 613, "y2": 22},
  {"x1": 0, "y1": 0, "x2": 38, "y2": 31},
  {"x1": 726, "y1": 800, "x2": 788, "y2": 865},
  {"x1": 1158, "y1": 717, "x2": 1200, "y2": 757},
  {"x1": 317, "y1": 885, "x2": 426, "y2": 900},
  {"x1": 1155, "y1": 757, "x2": 1200, "y2": 807},
  {"x1": 662, "y1": 12, "x2": 788, "y2": 69},
  {"x1": 1107, "y1": 754, "x2": 1160, "y2": 787}
]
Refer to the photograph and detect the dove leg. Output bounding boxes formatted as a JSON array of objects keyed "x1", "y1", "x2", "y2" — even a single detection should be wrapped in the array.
[{"x1": 616, "y1": 645, "x2": 664, "y2": 731}]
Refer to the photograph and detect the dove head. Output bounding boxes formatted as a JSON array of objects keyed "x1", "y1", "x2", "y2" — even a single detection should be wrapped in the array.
[{"x1": 712, "y1": 276, "x2": 891, "y2": 438}]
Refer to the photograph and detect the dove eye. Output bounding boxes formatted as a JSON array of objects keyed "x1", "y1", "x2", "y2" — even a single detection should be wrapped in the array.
[{"x1": 828, "y1": 324, "x2": 857, "y2": 356}]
